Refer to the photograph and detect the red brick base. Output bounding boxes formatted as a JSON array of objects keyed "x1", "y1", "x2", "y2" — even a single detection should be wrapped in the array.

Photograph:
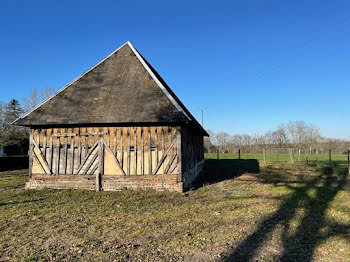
[{"x1": 26, "y1": 174, "x2": 183, "y2": 192}]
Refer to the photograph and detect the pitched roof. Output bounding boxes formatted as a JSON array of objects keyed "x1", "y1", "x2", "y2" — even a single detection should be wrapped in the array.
[{"x1": 15, "y1": 42, "x2": 207, "y2": 136}]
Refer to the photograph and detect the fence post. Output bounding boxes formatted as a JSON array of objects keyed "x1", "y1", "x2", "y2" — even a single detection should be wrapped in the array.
[
  {"x1": 348, "y1": 150, "x2": 350, "y2": 174},
  {"x1": 263, "y1": 149, "x2": 266, "y2": 163},
  {"x1": 316, "y1": 148, "x2": 319, "y2": 167},
  {"x1": 306, "y1": 155, "x2": 309, "y2": 166},
  {"x1": 298, "y1": 149, "x2": 301, "y2": 164},
  {"x1": 238, "y1": 149, "x2": 241, "y2": 160},
  {"x1": 329, "y1": 149, "x2": 333, "y2": 169},
  {"x1": 217, "y1": 149, "x2": 219, "y2": 160},
  {"x1": 289, "y1": 148, "x2": 295, "y2": 164}
]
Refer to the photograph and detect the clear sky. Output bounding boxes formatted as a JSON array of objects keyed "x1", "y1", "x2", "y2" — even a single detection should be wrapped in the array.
[{"x1": 1, "y1": 1, "x2": 350, "y2": 139}]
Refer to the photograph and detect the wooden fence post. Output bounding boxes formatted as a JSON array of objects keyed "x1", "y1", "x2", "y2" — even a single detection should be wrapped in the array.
[
  {"x1": 348, "y1": 150, "x2": 350, "y2": 174},
  {"x1": 263, "y1": 149, "x2": 266, "y2": 163},
  {"x1": 217, "y1": 149, "x2": 219, "y2": 160},
  {"x1": 238, "y1": 149, "x2": 241, "y2": 160},
  {"x1": 289, "y1": 148, "x2": 295, "y2": 164},
  {"x1": 298, "y1": 149, "x2": 301, "y2": 164},
  {"x1": 329, "y1": 149, "x2": 333, "y2": 169}
]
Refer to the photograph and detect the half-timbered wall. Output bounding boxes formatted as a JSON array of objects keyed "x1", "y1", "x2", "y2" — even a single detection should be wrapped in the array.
[
  {"x1": 180, "y1": 126, "x2": 205, "y2": 189},
  {"x1": 29, "y1": 126, "x2": 180, "y2": 177}
]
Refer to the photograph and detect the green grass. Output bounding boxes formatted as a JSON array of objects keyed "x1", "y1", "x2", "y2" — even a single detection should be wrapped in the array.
[
  {"x1": 206, "y1": 152, "x2": 349, "y2": 168},
  {"x1": 0, "y1": 155, "x2": 349, "y2": 261}
]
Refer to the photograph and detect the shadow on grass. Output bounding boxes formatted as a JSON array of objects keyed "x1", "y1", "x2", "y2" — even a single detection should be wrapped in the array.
[
  {"x1": 191, "y1": 159, "x2": 259, "y2": 190},
  {"x1": 222, "y1": 164, "x2": 350, "y2": 262},
  {"x1": 0, "y1": 198, "x2": 44, "y2": 207}
]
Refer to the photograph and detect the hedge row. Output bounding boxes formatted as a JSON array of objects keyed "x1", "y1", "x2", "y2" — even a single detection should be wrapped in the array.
[{"x1": 0, "y1": 156, "x2": 29, "y2": 171}]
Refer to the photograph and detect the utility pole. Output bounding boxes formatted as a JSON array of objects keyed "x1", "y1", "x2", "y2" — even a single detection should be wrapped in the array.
[{"x1": 199, "y1": 107, "x2": 206, "y2": 127}]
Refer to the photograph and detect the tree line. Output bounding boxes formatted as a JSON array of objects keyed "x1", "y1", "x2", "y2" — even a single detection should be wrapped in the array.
[
  {"x1": 0, "y1": 87, "x2": 55, "y2": 154},
  {"x1": 205, "y1": 121, "x2": 350, "y2": 155}
]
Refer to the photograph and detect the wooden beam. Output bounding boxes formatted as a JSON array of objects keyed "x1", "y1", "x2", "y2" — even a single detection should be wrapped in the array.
[
  {"x1": 32, "y1": 149, "x2": 46, "y2": 174},
  {"x1": 141, "y1": 127, "x2": 144, "y2": 175},
  {"x1": 134, "y1": 127, "x2": 137, "y2": 176},
  {"x1": 127, "y1": 127, "x2": 130, "y2": 176},
  {"x1": 49, "y1": 130, "x2": 53, "y2": 172},
  {"x1": 42, "y1": 129, "x2": 47, "y2": 158},
  {"x1": 97, "y1": 138, "x2": 103, "y2": 191},
  {"x1": 78, "y1": 128, "x2": 82, "y2": 166},
  {"x1": 104, "y1": 141, "x2": 126, "y2": 176},
  {"x1": 63, "y1": 130, "x2": 68, "y2": 174},
  {"x1": 176, "y1": 128, "x2": 182, "y2": 181},
  {"x1": 29, "y1": 131, "x2": 33, "y2": 176},
  {"x1": 165, "y1": 152, "x2": 177, "y2": 174},
  {"x1": 55, "y1": 134, "x2": 60, "y2": 175},
  {"x1": 148, "y1": 127, "x2": 152, "y2": 175},
  {"x1": 76, "y1": 141, "x2": 99, "y2": 174},
  {"x1": 152, "y1": 136, "x2": 177, "y2": 175},
  {"x1": 120, "y1": 128, "x2": 123, "y2": 168},
  {"x1": 32, "y1": 140, "x2": 52, "y2": 174},
  {"x1": 155, "y1": 128, "x2": 158, "y2": 165},
  {"x1": 113, "y1": 128, "x2": 117, "y2": 155},
  {"x1": 70, "y1": 135, "x2": 74, "y2": 174}
]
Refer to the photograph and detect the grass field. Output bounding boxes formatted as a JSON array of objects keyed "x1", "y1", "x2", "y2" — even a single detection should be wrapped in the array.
[
  {"x1": 0, "y1": 155, "x2": 349, "y2": 261},
  {"x1": 206, "y1": 152, "x2": 350, "y2": 168}
]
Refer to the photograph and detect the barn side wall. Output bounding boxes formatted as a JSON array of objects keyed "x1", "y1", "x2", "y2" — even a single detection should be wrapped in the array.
[
  {"x1": 26, "y1": 126, "x2": 183, "y2": 192},
  {"x1": 180, "y1": 127, "x2": 205, "y2": 190}
]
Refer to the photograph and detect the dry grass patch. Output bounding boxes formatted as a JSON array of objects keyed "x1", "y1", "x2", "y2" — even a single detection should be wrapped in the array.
[{"x1": 0, "y1": 160, "x2": 349, "y2": 261}]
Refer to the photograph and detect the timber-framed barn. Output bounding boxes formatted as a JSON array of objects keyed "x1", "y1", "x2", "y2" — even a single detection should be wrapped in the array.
[{"x1": 15, "y1": 41, "x2": 208, "y2": 192}]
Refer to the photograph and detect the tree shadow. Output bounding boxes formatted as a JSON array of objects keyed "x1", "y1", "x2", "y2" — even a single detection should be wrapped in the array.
[
  {"x1": 222, "y1": 164, "x2": 349, "y2": 261},
  {"x1": 0, "y1": 198, "x2": 44, "y2": 206},
  {"x1": 190, "y1": 159, "x2": 259, "y2": 190}
]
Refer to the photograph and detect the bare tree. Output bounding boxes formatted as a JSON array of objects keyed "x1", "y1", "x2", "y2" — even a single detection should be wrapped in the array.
[
  {"x1": 22, "y1": 86, "x2": 55, "y2": 113},
  {"x1": 216, "y1": 132, "x2": 231, "y2": 153}
]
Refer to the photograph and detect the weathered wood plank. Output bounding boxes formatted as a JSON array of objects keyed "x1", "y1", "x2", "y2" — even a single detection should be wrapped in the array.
[
  {"x1": 76, "y1": 141, "x2": 99, "y2": 174},
  {"x1": 78, "y1": 128, "x2": 82, "y2": 166},
  {"x1": 176, "y1": 128, "x2": 182, "y2": 181},
  {"x1": 32, "y1": 149, "x2": 46, "y2": 174},
  {"x1": 43, "y1": 129, "x2": 47, "y2": 158},
  {"x1": 32, "y1": 140, "x2": 52, "y2": 175},
  {"x1": 36, "y1": 129, "x2": 40, "y2": 147},
  {"x1": 56, "y1": 134, "x2": 60, "y2": 175},
  {"x1": 97, "y1": 138, "x2": 104, "y2": 191},
  {"x1": 113, "y1": 128, "x2": 117, "y2": 155},
  {"x1": 165, "y1": 152, "x2": 177, "y2": 174},
  {"x1": 120, "y1": 128, "x2": 124, "y2": 168},
  {"x1": 29, "y1": 131, "x2": 33, "y2": 176},
  {"x1": 152, "y1": 135, "x2": 177, "y2": 175},
  {"x1": 155, "y1": 128, "x2": 158, "y2": 164},
  {"x1": 148, "y1": 127, "x2": 152, "y2": 175},
  {"x1": 49, "y1": 130, "x2": 53, "y2": 172},
  {"x1": 84, "y1": 128, "x2": 88, "y2": 156},
  {"x1": 63, "y1": 129, "x2": 68, "y2": 174},
  {"x1": 134, "y1": 127, "x2": 137, "y2": 176},
  {"x1": 70, "y1": 135, "x2": 74, "y2": 174},
  {"x1": 103, "y1": 141, "x2": 126, "y2": 176},
  {"x1": 141, "y1": 127, "x2": 144, "y2": 175},
  {"x1": 127, "y1": 127, "x2": 130, "y2": 176}
]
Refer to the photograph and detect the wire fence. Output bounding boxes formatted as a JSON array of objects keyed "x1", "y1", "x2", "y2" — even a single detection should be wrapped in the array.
[{"x1": 205, "y1": 149, "x2": 350, "y2": 170}]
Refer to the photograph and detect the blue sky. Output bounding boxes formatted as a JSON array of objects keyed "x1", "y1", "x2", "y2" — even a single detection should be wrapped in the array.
[{"x1": 1, "y1": 1, "x2": 350, "y2": 138}]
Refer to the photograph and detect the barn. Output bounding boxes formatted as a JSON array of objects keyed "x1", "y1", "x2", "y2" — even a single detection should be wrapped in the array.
[{"x1": 14, "y1": 41, "x2": 208, "y2": 192}]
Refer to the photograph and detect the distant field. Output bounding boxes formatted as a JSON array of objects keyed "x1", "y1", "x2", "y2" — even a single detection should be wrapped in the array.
[
  {"x1": 0, "y1": 157, "x2": 349, "y2": 261},
  {"x1": 206, "y1": 152, "x2": 349, "y2": 168}
]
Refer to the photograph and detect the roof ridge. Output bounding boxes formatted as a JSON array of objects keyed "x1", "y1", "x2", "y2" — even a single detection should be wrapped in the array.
[
  {"x1": 127, "y1": 42, "x2": 207, "y2": 135},
  {"x1": 126, "y1": 41, "x2": 191, "y2": 121}
]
